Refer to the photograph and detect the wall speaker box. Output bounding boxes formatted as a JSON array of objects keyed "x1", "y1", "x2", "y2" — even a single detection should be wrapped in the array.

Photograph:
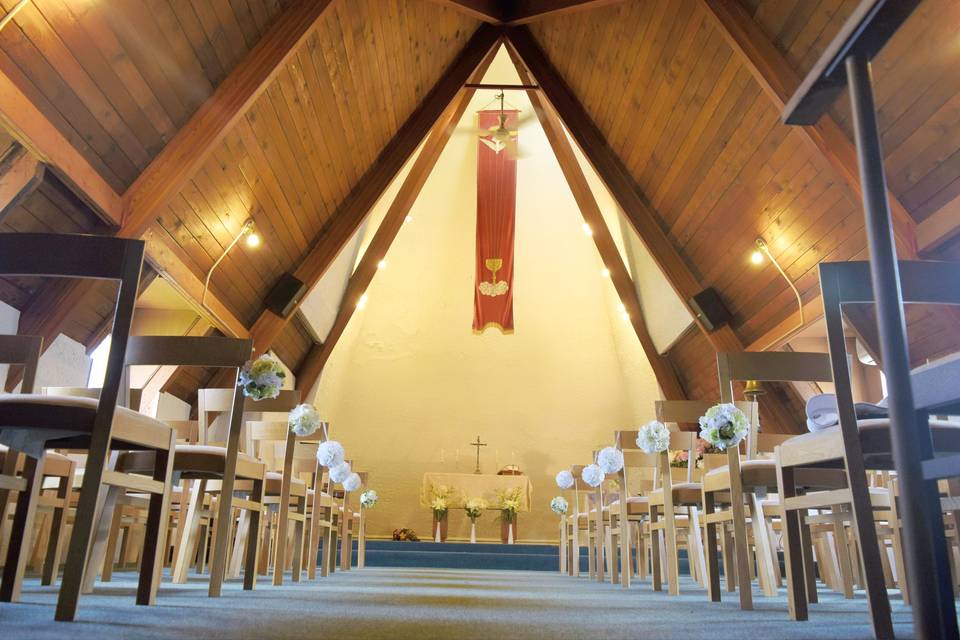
[
  {"x1": 264, "y1": 273, "x2": 307, "y2": 318},
  {"x1": 687, "y1": 287, "x2": 731, "y2": 332}
]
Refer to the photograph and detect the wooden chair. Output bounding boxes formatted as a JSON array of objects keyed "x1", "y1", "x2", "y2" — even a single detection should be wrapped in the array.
[
  {"x1": 776, "y1": 260, "x2": 960, "y2": 636},
  {"x1": 647, "y1": 402, "x2": 708, "y2": 596},
  {"x1": 355, "y1": 471, "x2": 370, "y2": 569},
  {"x1": 0, "y1": 233, "x2": 177, "y2": 621},
  {"x1": 0, "y1": 337, "x2": 77, "y2": 589},
  {"x1": 702, "y1": 351, "x2": 842, "y2": 610},
  {"x1": 117, "y1": 339, "x2": 266, "y2": 598},
  {"x1": 564, "y1": 464, "x2": 590, "y2": 578},
  {"x1": 611, "y1": 430, "x2": 658, "y2": 588},
  {"x1": 289, "y1": 428, "x2": 336, "y2": 579}
]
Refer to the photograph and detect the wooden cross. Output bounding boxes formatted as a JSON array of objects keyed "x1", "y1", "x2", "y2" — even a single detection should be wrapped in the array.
[{"x1": 469, "y1": 435, "x2": 487, "y2": 474}]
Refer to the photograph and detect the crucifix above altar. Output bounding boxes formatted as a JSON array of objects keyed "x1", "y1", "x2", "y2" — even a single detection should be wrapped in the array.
[{"x1": 469, "y1": 435, "x2": 487, "y2": 474}]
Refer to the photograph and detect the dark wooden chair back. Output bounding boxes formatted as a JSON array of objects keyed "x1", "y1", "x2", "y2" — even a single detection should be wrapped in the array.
[
  {"x1": 0, "y1": 233, "x2": 144, "y2": 449},
  {"x1": 0, "y1": 334, "x2": 42, "y2": 393}
]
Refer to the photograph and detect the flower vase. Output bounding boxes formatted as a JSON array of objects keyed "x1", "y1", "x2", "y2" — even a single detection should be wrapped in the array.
[
  {"x1": 500, "y1": 519, "x2": 517, "y2": 544},
  {"x1": 470, "y1": 521, "x2": 477, "y2": 544},
  {"x1": 432, "y1": 513, "x2": 448, "y2": 542}
]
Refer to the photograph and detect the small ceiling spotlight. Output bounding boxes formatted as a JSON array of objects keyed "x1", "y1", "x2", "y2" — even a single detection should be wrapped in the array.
[
  {"x1": 377, "y1": 259, "x2": 387, "y2": 270},
  {"x1": 582, "y1": 223, "x2": 593, "y2": 237}
]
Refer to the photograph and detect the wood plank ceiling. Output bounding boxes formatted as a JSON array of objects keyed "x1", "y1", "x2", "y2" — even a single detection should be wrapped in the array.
[{"x1": 0, "y1": 0, "x2": 958, "y2": 417}]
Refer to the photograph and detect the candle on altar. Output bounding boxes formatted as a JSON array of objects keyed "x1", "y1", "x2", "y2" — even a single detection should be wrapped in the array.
[
  {"x1": 440, "y1": 448, "x2": 445, "y2": 463},
  {"x1": 495, "y1": 450, "x2": 499, "y2": 469}
]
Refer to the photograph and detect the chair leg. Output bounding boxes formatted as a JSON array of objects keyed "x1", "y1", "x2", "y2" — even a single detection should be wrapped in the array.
[
  {"x1": 137, "y1": 436, "x2": 175, "y2": 606},
  {"x1": 749, "y1": 494, "x2": 778, "y2": 597},
  {"x1": 703, "y1": 491, "x2": 721, "y2": 602},
  {"x1": 798, "y1": 518, "x2": 819, "y2": 604},
  {"x1": 776, "y1": 461, "x2": 808, "y2": 622},
  {"x1": 291, "y1": 496, "x2": 306, "y2": 581},
  {"x1": 243, "y1": 478, "x2": 265, "y2": 591},
  {"x1": 172, "y1": 480, "x2": 205, "y2": 583},
  {"x1": 100, "y1": 505, "x2": 124, "y2": 583},
  {"x1": 650, "y1": 506, "x2": 662, "y2": 591},
  {"x1": 41, "y1": 470, "x2": 71, "y2": 586},
  {"x1": 0, "y1": 453, "x2": 45, "y2": 602},
  {"x1": 846, "y1": 469, "x2": 894, "y2": 640},
  {"x1": 229, "y1": 509, "x2": 250, "y2": 578}
]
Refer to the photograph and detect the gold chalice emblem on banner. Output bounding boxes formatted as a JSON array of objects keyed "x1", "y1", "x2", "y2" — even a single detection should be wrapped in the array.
[{"x1": 479, "y1": 257, "x2": 509, "y2": 297}]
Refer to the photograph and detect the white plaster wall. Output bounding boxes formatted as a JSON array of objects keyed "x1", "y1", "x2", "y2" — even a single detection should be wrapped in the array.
[
  {"x1": 309, "y1": 49, "x2": 663, "y2": 543},
  {"x1": 35, "y1": 334, "x2": 90, "y2": 391},
  {"x1": 0, "y1": 300, "x2": 19, "y2": 385}
]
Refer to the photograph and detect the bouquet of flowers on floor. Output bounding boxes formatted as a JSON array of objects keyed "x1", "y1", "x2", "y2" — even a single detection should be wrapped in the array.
[
  {"x1": 288, "y1": 403, "x2": 322, "y2": 436},
  {"x1": 464, "y1": 497, "x2": 486, "y2": 523},
  {"x1": 698, "y1": 403, "x2": 749, "y2": 451},
  {"x1": 430, "y1": 484, "x2": 454, "y2": 521},
  {"x1": 550, "y1": 496, "x2": 569, "y2": 516},
  {"x1": 496, "y1": 487, "x2": 523, "y2": 524},
  {"x1": 392, "y1": 528, "x2": 419, "y2": 541},
  {"x1": 238, "y1": 354, "x2": 286, "y2": 401},
  {"x1": 361, "y1": 489, "x2": 378, "y2": 509}
]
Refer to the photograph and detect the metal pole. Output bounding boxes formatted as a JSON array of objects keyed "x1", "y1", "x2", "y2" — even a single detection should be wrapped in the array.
[{"x1": 846, "y1": 53, "x2": 959, "y2": 640}]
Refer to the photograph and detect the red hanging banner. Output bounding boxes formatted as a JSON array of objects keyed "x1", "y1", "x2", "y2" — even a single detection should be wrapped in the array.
[{"x1": 473, "y1": 110, "x2": 518, "y2": 334}]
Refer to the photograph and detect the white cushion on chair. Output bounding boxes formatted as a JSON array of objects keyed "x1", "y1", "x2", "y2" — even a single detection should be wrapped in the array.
[{"x1": 0, "y1": 393, "x2": 172, "y2": 456}]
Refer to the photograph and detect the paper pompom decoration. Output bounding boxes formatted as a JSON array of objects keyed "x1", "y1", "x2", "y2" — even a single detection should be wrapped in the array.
[
  {"x1": 329, "y1": 461, "x2": 351, "y2": 484},
  {"x1": 289, "y1": 404, "x2": 321, "y2": 437},
  {"x1": 550, "y1": 496, "x2": 569, "y2": 515},
  {"x1": 342, "y1": 472, "x2": 362, "y2": 492},
  {"x1": 597, "y1": 446, "x2": 624, "y2": 474},
  {"x1": 238, "y1": 355, "x2": 285, "y2": 401},
  {"x1": 360, "y1": 490, "x2": 378, "y2": 508},
  {"x1": 555, "y1": 469, "x2": 575, "y2": 490},
  {"x1": 581, "y1": 463, "x2": 604, "y2": 488},
  {"x1": 698, "y1": 403, "x2": 749, "y2": 451},
  {"x1": 636, "y1": 420, "x2": 670, "y2": 454},
  {"x1": 316, "y1": 440, "x2": 345, "y2": 468}
]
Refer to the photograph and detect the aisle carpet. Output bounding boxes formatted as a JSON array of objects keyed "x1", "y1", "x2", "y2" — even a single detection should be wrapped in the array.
[{"x1": 0, "y1": 567, "x2": 921, "y2": 639}]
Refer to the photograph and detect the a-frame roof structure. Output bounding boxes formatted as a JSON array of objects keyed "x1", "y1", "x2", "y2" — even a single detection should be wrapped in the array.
[{"x1": 1, "y1": 0, "x2": 958, "y2": 432}]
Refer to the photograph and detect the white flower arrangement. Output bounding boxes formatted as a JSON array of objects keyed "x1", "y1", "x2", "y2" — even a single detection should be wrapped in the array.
[
  {"x1": 289, "y1": 403, "x2": 321, "y2": 437},
  {"x1": 430, "y1": 485, "x2": 454, "y2": 519},
  {"x1": 497, "y1": 487, "x2": 523, "y2": 524},
  {"x1": 597, "y1": 446, "x2": 624, "y2": 474},
  {"x1": 636, "y1": 420, "x2": 670, "y2": 454},
  {"x1": 316, "y1": 440, "x2": 345, "y2": 468},
  {"x1": 342, "y1": 472, "x2": 361, "y2": 492},
  {"x1": 464, "y1": 497, "x2": 486, "y2": 521},
  {"x1": 555, "y1": 469, "x2": 575, "y2": 489},
  {"x1": 360, "y1": 489, "x2": 378, "y2": 508},
  {"x1": 581, "y1": 463, "x2": 604, "y2": 488},
  {"x1": 698, "y1": 403, "x2": 749, "y2": 451},
  {"x1": 550, "y1": 496, "x2": 569, "y2": 515},
  {"x1": 238, "y1": 355, "x2": 286, "y2": 401},
  {"x1": 329, "y1": 461, "x2": 351, "y2": 484}
]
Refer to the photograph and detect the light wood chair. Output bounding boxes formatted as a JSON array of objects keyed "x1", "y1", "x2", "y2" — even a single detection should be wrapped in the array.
[
  {"x1": 702, "y1": 352, "x2": 839, "y2": 610},
  {"x1": 564, "y1": 464, "x2": 590, "y2": 578},
  {"x1": 355, "y1": 471, "x2": 370, "y2": 569},
  {"x1": 117, "y1": 339, "x2": 267, "y2": 598},
  {"x1": 0, "y1": 233, "x2": 177, "y2": 621},
  {"x1": 290, "y1": 430, "x2": 336, "y2": 579},
  {"x1": 647, "y1": 402, "x2": 708, "y2": 596},
  {"x1": 776, "y1": 260, "x2": 960, "y2": 636},
  {"x1": 611, "y1": 430, "x2": 658, "y2": 588}
]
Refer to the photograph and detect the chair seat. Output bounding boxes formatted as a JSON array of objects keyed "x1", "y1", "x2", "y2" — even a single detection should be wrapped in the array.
[
  {"x1": 265, "y1": 471, "x2": 307, "y2": 496},
  {"x1": 119, "y1": 444, "x2": 264, "y2": 480},
  {"x1": 780, "y1": 418, "x2": 960, "y2": 469},
  {"x1": 0, "y1": 394, "x2": 173, "y2": 451},
  {"x1": 609, "y1": 495, "x2": 649, "y2": 516},
  {"x1": 649, "y1": 482, "x2": 702, "y2": 506}
]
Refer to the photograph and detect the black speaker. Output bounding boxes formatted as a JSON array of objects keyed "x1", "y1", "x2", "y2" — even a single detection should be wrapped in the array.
[
  {"x1": 264, "y1": 273, "x2": 307, "y2": 318},
  {"x1": 687, "y1": 287, "x2": 731, "y2": 332}
]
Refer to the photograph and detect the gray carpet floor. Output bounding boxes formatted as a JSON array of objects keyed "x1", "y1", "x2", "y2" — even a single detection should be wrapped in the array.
[{"x1": 0, "y1": 567, "x2": 924, "y2": 639}]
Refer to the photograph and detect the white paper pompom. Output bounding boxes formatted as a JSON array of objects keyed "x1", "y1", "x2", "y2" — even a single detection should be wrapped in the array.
[
  {"x1": 581, "y1": 463, "x2": 604, "y2": 487},
  {"x1": 289, "y1": 404, "x2": 321, "y2": 437},
  {"x1": 342, "y1": 472, "x2": 361, "y2": 492},
  {"x1": 360, "y1": 490, "x2": 378, "y2": 508},
  {"x1": 636, "y1": 420, "x2": 670, "y2": 454},
  {"x1": 699, "y1": 403, "x2": 749, "y2": 451},
  {"x1": 555, "y1": 469, "x2": 575, "y2": 489},
  {"x1": 329, "y1": 461, "x2": 351, "y2": 484},
  {"x1": 316, "y1": 440, "x2": 345, "y2": 468},
  {"x1": 597, "y1": 446, "x2": 624, "y2": 474},
  {"x1": 550, "y1": 496, "x2": 569, "y2": 515}
]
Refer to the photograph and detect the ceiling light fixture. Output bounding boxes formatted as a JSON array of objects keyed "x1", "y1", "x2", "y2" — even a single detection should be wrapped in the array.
[
  {"x1": 753, "y1": 237, "x2": 804, "y2": 350},
  {"x1": 357, "y1": 293, "x2": 368, "y2": 309},
  {"x1": 0, "y1": 0, "x2": 30, "y2": 32},
  {"x1": 203, "y1": 219, "x2": 260, "y2": 311},
  {"x1": 377, "y1": 260, "x2": 387, "y2": 270},
  {"x1": 582, "y1": 223, "x2": 592, "y2": 237}
]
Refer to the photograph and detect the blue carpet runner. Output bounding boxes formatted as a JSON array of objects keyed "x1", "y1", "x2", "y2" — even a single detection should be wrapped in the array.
[{"x1": 336, "y1": 540, "x2": 695, "y2": 572}]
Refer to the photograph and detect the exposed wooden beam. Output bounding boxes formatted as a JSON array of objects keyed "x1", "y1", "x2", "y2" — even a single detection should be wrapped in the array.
[
  {"x1": 0, "y1": 65, "x2": 121, "y2": 226},
  {"x1": 248, "y1": 24, "x2": 503, "y2": 357},
  {"x1": 506, "y1": 0, "x2": 626, "y2": 25},
  {"x1": 295, "y1": 46, "x2": 500, "y2": 387},
  {"x1": 142, "y1": 225, "x2": 250, "y2": 339},
  {"x1": 427, "y1": 0, "x2": 503, "y2": 23},
  {"x1": 699, "y1": 0, "x2": 919, "y2": 260},
  {"x1": 119, "y1": 0, "x2": 334, "y2": 240},
  {"x1": 506, "y1": 43, "x2": 686, "y2": 400},
  {"x1": 0, "y1": 144, "x2": 43, "y2": 221},
  {"x1": 506, "y1": 27, "x2": 743, "y2": 354},
  {"x1": 295, "y1": 341, "x2": 326, "y2": 395},
  {"x1": 917, "y1": 192, "x2": 960, "y2": 254}
]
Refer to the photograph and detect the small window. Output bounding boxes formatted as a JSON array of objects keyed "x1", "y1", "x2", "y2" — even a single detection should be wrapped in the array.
[{"x1": 87, "y1": 335, "x2": 111, "y2": 388}]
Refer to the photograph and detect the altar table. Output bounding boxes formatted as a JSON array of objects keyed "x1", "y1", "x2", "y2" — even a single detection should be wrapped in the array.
[{"x1": 420, "y1": 472, "x2": 533, "y2": 510}]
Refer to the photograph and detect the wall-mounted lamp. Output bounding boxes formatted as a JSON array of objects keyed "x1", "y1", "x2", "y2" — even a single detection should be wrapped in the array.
[
  {"x1": 751, "y1": 237, "x2": 804, "y2": 350},
  {"x1": 202, "y1": 219, "x2": 260, "y2": 308}
]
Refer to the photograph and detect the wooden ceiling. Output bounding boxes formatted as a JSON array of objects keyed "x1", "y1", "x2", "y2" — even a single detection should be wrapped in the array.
[{"x1": 0, "y1": 0, "x2": 958, "y2": 418}]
